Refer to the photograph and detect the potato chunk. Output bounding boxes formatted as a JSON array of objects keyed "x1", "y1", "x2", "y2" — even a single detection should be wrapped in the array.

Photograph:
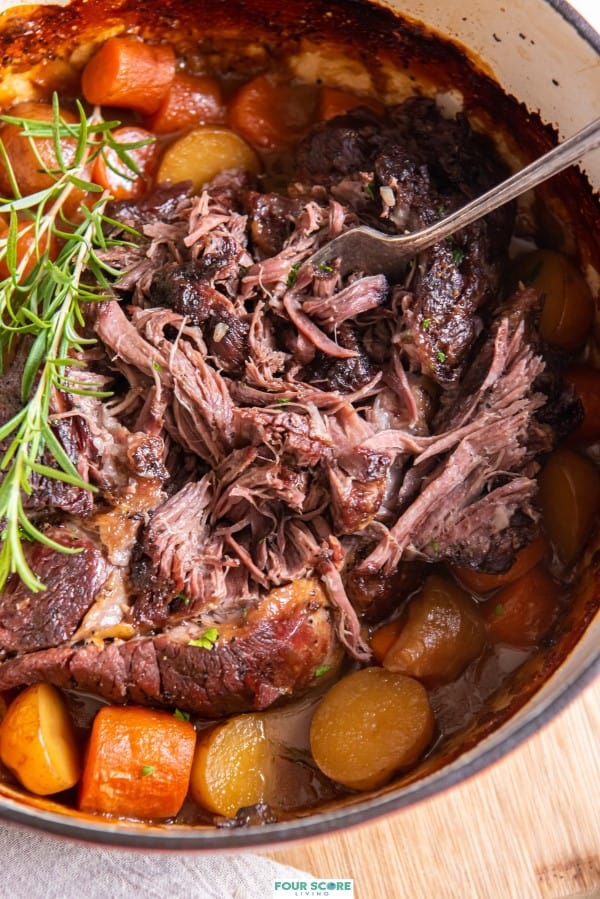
[
  {"x1": 309, "y1": 667, "x2": 434, "y2": 790},
  {"x1": 190, "y1": 714, "x2": 269, "y2": 817},
  {"x1": 0, "y1": 683, "x2": 81, "y2": 796},
  {"x1": 157, "y1": 126, "x2": 259, "y2": 192},
  {"x1": 382, "y1": 575, "x2": 486, "y2": 683}
]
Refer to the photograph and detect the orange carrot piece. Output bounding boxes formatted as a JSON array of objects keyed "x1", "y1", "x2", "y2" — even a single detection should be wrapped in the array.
[
  {"x1": 318, "y1": 86, "x2": 385, "y2": 121},
  {"x1": 0, "y1": 217, "x2": 60, "y2": 280},
  {"x1": 79, "y1": 706, "x2": 196, "y2": 819},
  {"x1": 81, "y1": 36, "x2": 176, "y2": 114},
  {"x1": 91, "y1": 126, "x2": 158, "y2": 200},
  {"x1": 0, "y1": 101, "x2": 80, "y2": 198},
  {"x1": 145, "y1": 72, "x2": 225, "y2": 134},
  {"x1": 564, "y1": 365, "x2": 600, "y2": 445},
  {"x1": 227, "y1": 74, "x2": 316, "y2": 150},
  {"x1": 452, "y1": 536, "x2": 547, "y2": 595},
  {"x1": 484, "y1": 564, "x2": 560, "y2": 647},
  {"x1": 370, "y1": 619, "x2": 403, "y2": 664}
]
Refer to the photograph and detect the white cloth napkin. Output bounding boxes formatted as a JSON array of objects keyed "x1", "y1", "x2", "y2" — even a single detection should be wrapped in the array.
[{"x1": 0, "y1": 822, "x2": 314, "y2": 899}]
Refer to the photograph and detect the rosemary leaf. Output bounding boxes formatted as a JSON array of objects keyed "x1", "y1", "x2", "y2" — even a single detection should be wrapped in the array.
[{"x1": 0, "y1": 96, "x2": 147, "y2": 589}]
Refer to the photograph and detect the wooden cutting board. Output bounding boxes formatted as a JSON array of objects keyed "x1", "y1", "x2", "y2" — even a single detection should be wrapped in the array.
[{"x1": 263, "y1": 676, "x2": 600, "y2": 899}]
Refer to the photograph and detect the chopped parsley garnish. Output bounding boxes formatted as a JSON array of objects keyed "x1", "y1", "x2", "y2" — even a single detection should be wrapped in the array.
[
  {"x1": 173, "y1": 708, "x2": 190, "y2": 722},
  {"x1": 365, "y1": 179, "x2": 376, "y2": 199},
  {"x1": 140, "y1": 765, "x2": 155, "y2": 777},
  {"x1": 152, "y1": 361, "x2": 162, "y2": 372},
  {"x1": 452, "y1": 246, "x2": 465, "y2": 265},
  {"x1": 317, "y1": 262, "x2": 334, "y2": 274},
  {"x1": 422, "y1": 318, "x2": 431, "y2": 330},
  {"x1": 436, "y1": 350, "x2": 446, "y2": 363},
  {"x1": 286, "y1": 261, "x2": 301, "y2": 287},
  {"x1": 188, "y1": 627, "x2": 219, "y2": 650},
  {"x1": 494, "y1": 603, "x2": 505, "y2": 617},
  {"x1": 431, "y1": 539, "x2": 441, "y2": 553},
  {"x1": 314, "y1": 664, "x2": 331, "y2": 678}
]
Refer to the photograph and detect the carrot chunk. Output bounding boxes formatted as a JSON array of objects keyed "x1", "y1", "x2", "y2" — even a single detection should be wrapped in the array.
[
  {"x1": 145, "y1": 72, "x2": 225, "y2": 134},
  {"x1": 452, "y1": 536, "x2": 547, "y2": 595},
  {"x1": 0, "y1": 101, "x2": 80, "y2": 197},
  {"x1": 81, "y1": 36, "x2": 176, "y2": 114},
  {"x1": 538, "y1": 447, "x2": 600, "y2": 566},
  {"x1": 227, "y1": 74, "x2": 316, "y2": 150},
  {"x1": 318, "y1": 86, "x2": 385, "y2": 121},
  {"x1": 512, "y1": 249, "x2": 594, "y2": 351},
  {"x1": 484, "y1": 564, "x2": 560, "y2": 647},
  {"x1": 0, "y1": 217, "x2": 60, "y2": 280},
  {"x1": 91, "y1": 126, "x2": 158, "y2": 199},
  {"x1": 370, "y1": 618, "x2": 403, "y2": 664},
  {"x1": 79, "y1": 706, "x2": 196, "y2": 819},
  {"x1": 564, "y1": 365, "x2": 600, "y2": 445}
]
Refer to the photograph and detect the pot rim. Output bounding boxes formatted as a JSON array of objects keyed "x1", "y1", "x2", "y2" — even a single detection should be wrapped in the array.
[
  {"x1": 547, "y1": 0, "x2": 600, "y2": 50},
  {"x1": 0, "y1": 646, "x2": 596, "y2": 851},
  {"x1": 0, "y1": 0, "x2": 597, "y2": 851}
]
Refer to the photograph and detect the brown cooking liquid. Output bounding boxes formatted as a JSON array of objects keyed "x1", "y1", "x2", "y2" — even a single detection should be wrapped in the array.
[{"x1": 0, "y1": 0, "x2": 597, "y2": 826}]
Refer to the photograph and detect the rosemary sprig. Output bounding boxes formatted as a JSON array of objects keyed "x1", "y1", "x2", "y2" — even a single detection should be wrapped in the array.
[{"x1": 0, "y1": 96, "x2": 148, "y2": 592}]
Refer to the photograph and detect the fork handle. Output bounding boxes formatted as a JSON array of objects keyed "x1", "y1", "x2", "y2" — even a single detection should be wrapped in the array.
[{"x1": 405, "y1": 115, "x2": 600, "y2": 253}]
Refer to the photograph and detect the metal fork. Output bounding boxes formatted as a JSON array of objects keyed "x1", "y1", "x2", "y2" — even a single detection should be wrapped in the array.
[{"x1": 303, "y1": 116, "x2": 600, "y2": 279}]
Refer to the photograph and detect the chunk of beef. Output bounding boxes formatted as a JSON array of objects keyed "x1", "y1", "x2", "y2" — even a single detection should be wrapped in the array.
[
  {"x1": 106, "y1": 182, "x2": 193, "y2": 232},
  {"x1": 148, "y1": 262, "x2": 249, "y2": 372},
  {"x1": 346, "y1": 559, "x2": 426, "y2": 623},
  {"x1": 0, "y1": 528, "x2": 111, "y2": 654},
  {"x1": 0, "y1": 579, "x2": 338, "y2": 717},
  {"x1": 245, "y1": 191, "x2": 302, "y2": 257},
  {"x1": 305, "y1": 324, "x2": 375, "y2": 393},
  {"x1": 295, "y1": 107, "x2": 385, "y2": 184},
  {"x1": 297, "y1": 98, "x2": 513, "y2": 379},
  {"x1": 327, "y1": 448, "x2": 390, "y2": 534},
  {"x1": 234, "y1": 406, "x2": 332, "y2": 467}
]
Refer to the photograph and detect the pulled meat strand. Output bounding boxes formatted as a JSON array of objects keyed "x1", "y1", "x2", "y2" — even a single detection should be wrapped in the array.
[{"x1": 0, "y1": 97, "x2": 577, "y2": 714}]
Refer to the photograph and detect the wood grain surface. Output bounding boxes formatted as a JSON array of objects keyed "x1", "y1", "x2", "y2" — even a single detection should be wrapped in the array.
[{"x1": 263, "y1": 676, "x2": 600, "y2": 899}]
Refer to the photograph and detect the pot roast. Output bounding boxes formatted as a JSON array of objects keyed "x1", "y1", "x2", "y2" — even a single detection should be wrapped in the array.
[{"x1": 0, "y1": 98, "x2": 579, "y2": 714}]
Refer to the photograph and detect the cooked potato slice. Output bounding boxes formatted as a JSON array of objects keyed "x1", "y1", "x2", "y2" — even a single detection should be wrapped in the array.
[
  {"x1": 190, "y1": 713, "x2": 269, "y2": 817},
  {"x1": 382, "y1": 575, "x2": 486, "y2": 683},
  {"x1": 0, "y1": 683, "x2": 81, "y2": 795},
  {"x1": 156, "y1": 126, "x2": 260, "y2": 192},
  {"x1": 309, "y1": 667, "x2": 434, "y2": 791}
]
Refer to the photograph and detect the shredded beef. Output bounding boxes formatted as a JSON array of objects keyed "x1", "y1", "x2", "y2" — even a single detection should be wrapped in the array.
[{"x1": 0, "y1": 96, "x2": 576, "y2": 714}]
